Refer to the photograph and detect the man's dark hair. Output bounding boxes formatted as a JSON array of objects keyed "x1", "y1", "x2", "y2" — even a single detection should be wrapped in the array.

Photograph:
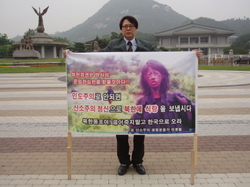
[
  {"x1": 140, "y1": 60, "x2": 170, "y2": 96},
  {"x1": 119, "y1": 15, "x2": 139, "y2": 30}
]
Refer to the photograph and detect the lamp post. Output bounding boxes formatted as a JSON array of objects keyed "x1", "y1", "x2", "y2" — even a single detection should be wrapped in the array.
[{"x1": 229, "y1": 49, "x2": 234, "y2": 66}]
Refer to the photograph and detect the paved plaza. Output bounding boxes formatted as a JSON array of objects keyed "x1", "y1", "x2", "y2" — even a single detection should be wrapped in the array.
[{"x1": 0, "y1": 70, "x2": 250, "y2": 186}]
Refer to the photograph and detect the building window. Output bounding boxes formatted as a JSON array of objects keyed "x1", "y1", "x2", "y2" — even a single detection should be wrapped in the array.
[
  {"x1": 190, "y1": 37, "x2": 198, "y2": 43},
  {"x1": 200, "y1": 48, "x2": 208, "y2": 55},
  {"x1": 200, "y1": 37, "x2": 208, "y2": 43},
  {"x1": 180, "y1": 38, "x2": 188, "y2": 44}
]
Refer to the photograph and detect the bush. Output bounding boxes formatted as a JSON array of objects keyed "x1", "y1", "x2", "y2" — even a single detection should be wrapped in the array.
[{"x1": 0, "y1": 45, "x2": 13, "y2": 58}]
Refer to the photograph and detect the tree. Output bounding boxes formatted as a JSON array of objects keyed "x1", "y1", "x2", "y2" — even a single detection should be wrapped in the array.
[
  {"x1": 223, "y1": 45, "x2": 248, "y2": 55},
  {"x1": 0, "y1": 33, "x2": 12, "y2": 45},
  {"x1": 53, "y1": 36, "x2": 70, "y2": 44},
  {"x1": 24, "y1": 29, "x2": 37, "y2": 37},
  {"x1": 73, "y1": 42, "x2": 85, "y2": 52},
  {"x1": 0, "y1": 33, "x2": 14, "y2": 58},
  {"x1": 95, "y1": 36, "x2": 109, "y2": 49},
  {"x1": 224, "y1": 33, "x2": 250, "y2": 54},
  {"x1": 233, "y1": 33, "x2": 250, "y2": 51},
  {"x1": 64, "y1": 42, "x2": 85, "y2": 52},
  {"x1": 0, "y1": 45, "x2": 13, "y2": 58},
  {"x1": 136, "y1": 32, "x2": 157, "y2": 43},
  {"x1": 110, "y1": 32, "x2": 123, "y2": 40}
]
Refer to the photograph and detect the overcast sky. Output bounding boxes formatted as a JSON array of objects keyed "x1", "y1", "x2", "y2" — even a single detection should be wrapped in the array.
[{"x1": 1, "y1": 0, "x2": 250, "y2": 39}]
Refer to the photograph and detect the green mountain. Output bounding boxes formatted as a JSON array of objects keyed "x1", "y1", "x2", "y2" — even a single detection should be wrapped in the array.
[
  {"x1": 54, "y1": 0, "x2": 188, "y2": 42},
  {"x1": 190, "y1": 17, "x2": 250, "y2": 37},
  {"x1": 29, "y1": 0, "x2": 250, "y2": 42}
]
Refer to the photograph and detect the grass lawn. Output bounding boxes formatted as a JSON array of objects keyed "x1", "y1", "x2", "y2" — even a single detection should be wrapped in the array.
[
  {"x1": 0, "y1": 58, "x2": 66, "y2": 73},
  {"x1": 199, "y1": 65, "x2": 250, "y2": 71},
  {"x1": 0, "y1": 66, "x2": 66, "y2": 73},
  {"x1": 0, "y1": 58, "x2": 64, "y2": 64},
  {"x1": 0, "y1": 58, "x2": 249, "y2": 73}
]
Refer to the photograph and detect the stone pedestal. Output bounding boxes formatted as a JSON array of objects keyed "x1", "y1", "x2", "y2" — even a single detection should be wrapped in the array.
[{"x1": 13, "y1": 50, "x2": 41, "y2": 59}]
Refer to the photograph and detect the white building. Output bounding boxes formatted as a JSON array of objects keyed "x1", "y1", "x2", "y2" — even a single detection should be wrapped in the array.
[{"x1": 154, "y1": 22, "x2": 235, "y2": 55}]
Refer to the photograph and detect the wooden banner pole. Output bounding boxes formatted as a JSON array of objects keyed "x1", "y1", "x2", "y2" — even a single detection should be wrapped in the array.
[
  {"x1": 68, "y1": 132, "x2": 72, "y2": 148},
  {"x1": 67, "y1": 132, "x2": 72, "y2": 180},
  {"x1": 193, "y1": 134, "x2": 198, "y2": 166},
  {"x1": 190, "y1": 134, "x2": 198, "y2": 184},
  {"x1": 190, "y1": 149, "x2": 195, "y2": 185}
]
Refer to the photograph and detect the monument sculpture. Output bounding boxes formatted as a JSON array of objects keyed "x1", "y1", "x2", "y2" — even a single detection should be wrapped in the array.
[
  {"x1": 93, "y1": 41, "x2": 101, "y2": 52},
  {"x1": 32, "y1": 6, "x2": 49, "y2": 33},
  {"x1": 20, "y1": 36, "x2": 34, "y2": 50},
  {"x1": 13, "y1": 6, "x2": 68, "y2": 59},
  {"x1": 13, "y1": 34, "x2": 40, "y2": 59}
]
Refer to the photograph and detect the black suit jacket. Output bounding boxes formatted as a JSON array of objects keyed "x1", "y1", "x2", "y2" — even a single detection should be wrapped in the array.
[{"x1": 99, "y1": 38, "x2": 157, "y2": 52}]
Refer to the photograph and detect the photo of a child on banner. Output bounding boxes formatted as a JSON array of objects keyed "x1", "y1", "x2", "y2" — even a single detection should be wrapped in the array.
[{"x1": 66, "y1": 51, "x2": 197, "y2": 134}]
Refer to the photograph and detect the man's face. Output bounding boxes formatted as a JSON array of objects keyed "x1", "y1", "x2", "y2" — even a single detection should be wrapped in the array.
[
  {"x1": 121, "y1": 19, "x2": 137, "y2": 40},
  {"x1": 144, "y1": 67, "x2": 163, "y2": 88}
]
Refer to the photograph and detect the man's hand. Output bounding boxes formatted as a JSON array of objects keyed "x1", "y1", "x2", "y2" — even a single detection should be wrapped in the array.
[
  {"x1": 62, "y1": 49, "x2": 71, "y2": 58},
  {"x1": 192, "y1": 49, "x2": 201, "y2": 59}
]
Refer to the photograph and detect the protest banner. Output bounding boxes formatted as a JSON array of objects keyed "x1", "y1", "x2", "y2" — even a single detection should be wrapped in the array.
[{"x1": 66, "y1": 51, "x2": 197, "y2": 134}]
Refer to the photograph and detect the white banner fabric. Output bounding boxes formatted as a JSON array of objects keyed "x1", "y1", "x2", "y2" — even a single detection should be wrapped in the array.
[{"x1": 66, "y1": 51, "x2": 197, "y2": 134}]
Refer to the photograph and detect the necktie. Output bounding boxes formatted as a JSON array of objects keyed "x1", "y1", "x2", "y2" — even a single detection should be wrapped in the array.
[{"x1": 127, "y1": 41, "x2": 133, "y2": 51}]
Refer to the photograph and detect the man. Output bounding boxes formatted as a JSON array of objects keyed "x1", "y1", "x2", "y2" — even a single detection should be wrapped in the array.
[
  {"x1": 100, "y1": 16, "x2": 157, "y2": 52},
  {"x1": 100, "y1": 15, "x2": 157, "y2": 176},
  {"x1": 63, "y1": 15, "x2": 200, "y2": 176}
]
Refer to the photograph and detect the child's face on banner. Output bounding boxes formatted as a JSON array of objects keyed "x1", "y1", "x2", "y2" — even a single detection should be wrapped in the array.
[{"x1": 144, "y1": 67, "x2": 163, "y2": 88}]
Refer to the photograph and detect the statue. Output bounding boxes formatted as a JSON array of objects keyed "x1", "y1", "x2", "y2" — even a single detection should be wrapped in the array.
[
  {"x1": 19, "y1": 36, "x2": 34, "y2": 50},
  {"x1": 27, "y1": 36, "x2": 34, "y2": 50},
  {"x1": 14, "y1": 35, "x2": 40, "y2": 58},
  {"x1": 93, "y1": 41, "x2": 101, "y2": 52},
  {"x1": 32, "y1": 6, "x2": 49, "y2": 33},
  {"x1": 20, "y1": 36, "x2": 26, "y2": 50}
]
